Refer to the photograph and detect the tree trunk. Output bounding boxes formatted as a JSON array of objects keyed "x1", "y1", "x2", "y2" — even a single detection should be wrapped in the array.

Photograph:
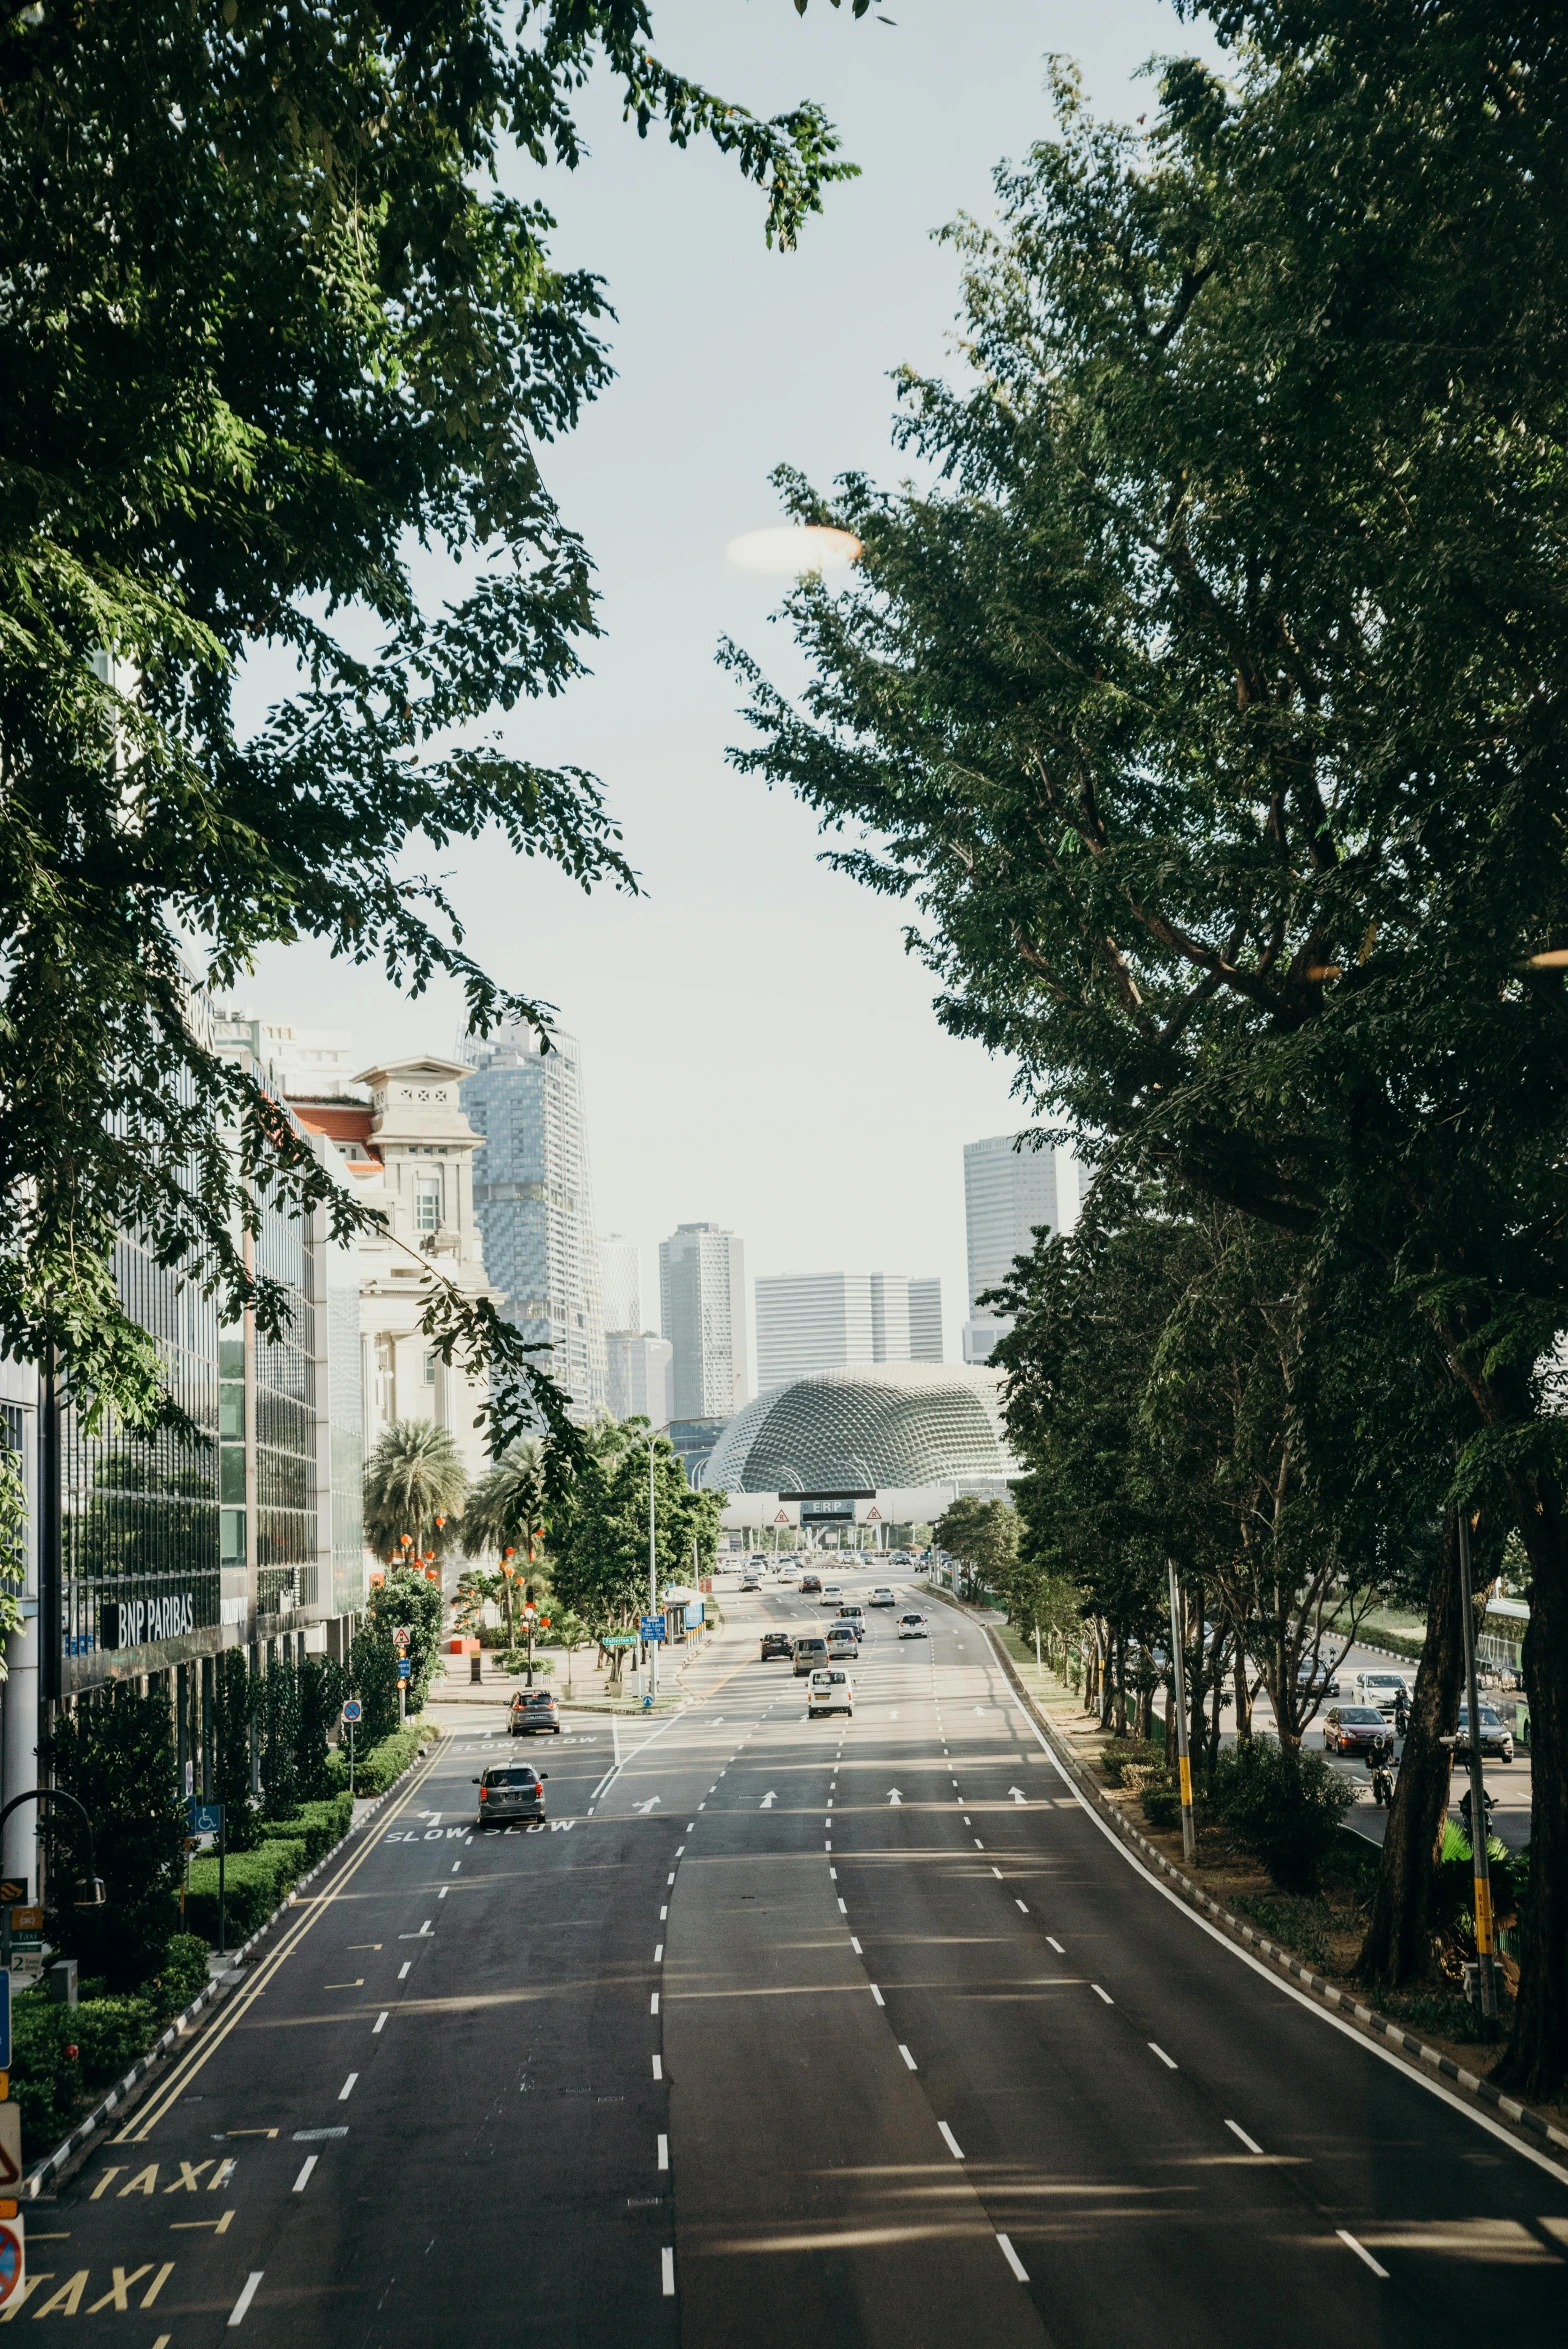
[
  {"x1": 1494, "y1": 1460, "x2": 1568, "y2": 2102},
  {"x1": 1232, "y1": 1640, "x2": 1252, "y2": 1745},
  {"x1": 1355, "y1": 1508, "x2": 1464, "y2": 1990},
  {"x1": 1114, "y1": 1628, "x2": 1128, "y2": 1736}
]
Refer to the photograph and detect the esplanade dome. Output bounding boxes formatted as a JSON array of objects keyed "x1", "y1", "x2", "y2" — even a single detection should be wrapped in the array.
[{"x1": 703, "y1": 1363, "x2": 1018, "y2": 1495}]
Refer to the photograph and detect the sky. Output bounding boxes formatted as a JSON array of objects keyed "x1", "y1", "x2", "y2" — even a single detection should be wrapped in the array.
[{"x1": 241, "y1": 0, "x2": 1219, "y2": 1375}]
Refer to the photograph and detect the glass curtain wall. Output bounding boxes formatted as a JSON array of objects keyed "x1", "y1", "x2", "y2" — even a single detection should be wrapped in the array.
[{"x1": 255, "y1": 1201, "x2": 318, "y2": 1615}]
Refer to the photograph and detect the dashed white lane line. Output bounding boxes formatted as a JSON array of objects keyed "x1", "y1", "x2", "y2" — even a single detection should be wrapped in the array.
[
  {"x1": 1225, "y1": 2119, "x2": 1264, "y2": 2155},
  {"x1": 653, "y1": 2054, "x2": 663, "y2": 2081},
  {"x1": 338, "y1": 2073, "x2": 358, "y2": 2100},
  {"x1": 1092, "y1": 1984, "x2": 1114, "y2": 2005},
  {"x1": 992, "y1": 1867, "x2": 1003, "y2": 1879},
  {"x1": 1016, "y1": 1900, "x2": 1029, "y2": 1914},
  {"x1": 291, "y1": 2157, "x2": 317, "y2": 2194},
  {"x1": 398, "y1": 1962, "x2": 411, "y2": 1979},
  {"x1": 676, "y1": 1845, "x2": 686, "y2": 1855},
  {"x1": 837, "y1": 1898, "x2": 848, "y2": 1915},
  {"x1": 899, "y1": 2045, "x2": 918, "y2": 2071},
  {"x1": 658, "y1": 2133, "x2": 669, "y2": 2171},
  {"x1": 660, "y1": 1906, "x2": 668, "y2": 1921},
  {"x1": 850, "y1": 1936, "x2": 862, "y2": 1954},
  {"x1": 1149, "y1": 2042, "x2": 1178, "y2": 2070},
  {"x1": 654, "y1": 1943, "x2": 664, "y2": 1962},
  {"x1": 651, "y1": 1993, "x2": 660, "y2": 2014},
  {"x1": 870, "y1": 1984, "x2": 885, "y2": 2007},
  {"x1": 974, "y1": 1838, "x2": 984, "y2": 1849},
  {"x1": 1337, "y1": 2229, "x2": 1389, "y2": 2279},
  {"x1": 938, "y1": 2121, "x2": 965, "y2": 2160},
  {"x1": 997, "y1": 2233, "x2": 1030, "y2": 2283},
  {"x1": 1046, "y1": 1936, "x2": 1064, "y2": 1954},
  {"x1": 228, "y1": 2272, "x2": 265, "y2": 2327},
  {"x1": 450, "y1": 1861, "x2": 461, "y2": 1874},
  {"x1": 372, "y1": 2012, "x2": 388, "y2": 2035},
  {"x1": 661, "y1": 2246, "x2": 676, "y2": 2297},
  {"x1": 668, "y1": 1873, "x2": 676, "y2": 1885}
]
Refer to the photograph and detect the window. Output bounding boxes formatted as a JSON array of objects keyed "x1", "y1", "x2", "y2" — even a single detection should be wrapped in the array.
[
  {"x1": 423, "y1": 1352, "x2": 437, "y2": 1387},
  {"x1": 414, "y1": 1175, "x2": 441, "y2": 1234}
]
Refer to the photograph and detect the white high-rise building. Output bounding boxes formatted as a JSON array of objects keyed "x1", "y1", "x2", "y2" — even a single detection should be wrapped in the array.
[
  {"x1": 757, "y1": 1271, "x2": 944, "y2": 1390},
  {"x1": 460, "y1": 1029, "x2": 607, "y2": 1418},
  {"x1": 606, "y1": 1331, "x2": 673, "y2": 1426},
  {"x1": 962, "y1": 1134, "x2": 1078, "y2": 1363},
  {"x1": 600, "y1": 1234, "x2": 641, "y2": 1336},
  {"x1": 660, "y1": 1223, "x2": 749, "y2": 1420}
]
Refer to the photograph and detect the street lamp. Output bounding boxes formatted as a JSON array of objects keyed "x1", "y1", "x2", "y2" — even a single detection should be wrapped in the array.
[
  {"x1": 631, "y1": 1422, "x2": 673, "y2": 1710},
  {"x1": 0, "y1": 1788, "x2": 107, "y2": 1917}
]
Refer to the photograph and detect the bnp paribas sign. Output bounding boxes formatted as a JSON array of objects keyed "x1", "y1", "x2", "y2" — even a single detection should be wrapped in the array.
[{"x1": 100, "y1": 1593, "x2": 201, "y2": 1650}]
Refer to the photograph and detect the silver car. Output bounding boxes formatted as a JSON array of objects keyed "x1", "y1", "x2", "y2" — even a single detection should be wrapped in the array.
[{"x1": 473, "y1": 1764, "x2": 548, "y2": 1825}]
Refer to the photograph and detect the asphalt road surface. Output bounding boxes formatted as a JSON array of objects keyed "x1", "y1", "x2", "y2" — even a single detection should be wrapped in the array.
[{"x1": 29, "y1": 1574, "x2": 1568, "y2": 2347}]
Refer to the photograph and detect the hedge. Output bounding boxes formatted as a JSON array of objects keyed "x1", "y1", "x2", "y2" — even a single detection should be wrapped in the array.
[
  {"x1": 184, "y1": 1838, "x2": 306, "y2": 1943},
  {"x1": 256, "y1": 1791, "x2": 354, "y2": 1867},
  {"x1": 10, "y1": 1933, "x2": 211, "y2": 2164},
  {"x1": 326, "y1": 1717, "x2": 438, "y2": 1798}
]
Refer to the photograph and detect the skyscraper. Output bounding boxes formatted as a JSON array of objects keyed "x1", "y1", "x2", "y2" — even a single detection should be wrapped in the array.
[
  {"x1": 659, "y1": 1223, "x2": 749, "y2": 1420},
  {"x1": 962, "y1": 1134, "x2": 1077, "y2": 1362},
  {"x1": 606, "y1": 1330, "x2": 673, "y2": 1425},
  {"x1": 461, "y1": 1029, "x2": 607, "y2": 1417},
  {"x1": 756, "y1": 1271, "x2": 944, "y2": 1390},
  {"x1": 599, "y1": 1233, "x2": 642, "y2": 1335}
]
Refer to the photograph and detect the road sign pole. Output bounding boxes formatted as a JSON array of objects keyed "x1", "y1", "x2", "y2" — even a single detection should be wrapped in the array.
[
  {"x1": 217, "y1": 1806, "x2": 227, "y2": 1961},
  {"x1": 648, "y1": 1442, "x2": 659, "y2": 1709},
  {"x1": 1167, "y1": 1560, "x2": 1197, "y2": 1865},
  {"x1": 349, "y1": 1718, "x2": 355, "y2": 1798},
  {"x1": 1456, "y1": 1507, "x2": 1498, "y2": 2024}
]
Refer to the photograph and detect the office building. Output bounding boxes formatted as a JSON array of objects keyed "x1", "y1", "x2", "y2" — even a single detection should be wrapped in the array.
[
  {"x1": 460, "y1": 1029, "x2": 607, "y2": 1419},
  {"x1": 600, "y1": 1234, "x2": 642, "y2": 1336},
  {"x1": 756, "y1": 1271, "x2": 944, "y2": 1390},
  {"x1": 607, "y1": 1331, "x2": 673, "y2": 1426},
  {"x1": 962, "y1": 1133, "x2": 1078, "y2": 1363},
  {"x1": 660, "y1": 1223, "x2": 748, "y2": 1420}
]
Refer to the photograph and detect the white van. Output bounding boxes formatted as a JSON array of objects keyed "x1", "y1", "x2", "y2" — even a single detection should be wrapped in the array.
[{"x1": 808, "y1": 1667, "x2": 854, "y2": 1718}]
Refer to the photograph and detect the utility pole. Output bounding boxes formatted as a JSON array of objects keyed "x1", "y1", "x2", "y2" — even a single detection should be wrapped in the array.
[
  {"x1": 648, "y1": 1436, "x2": 659, "y2": 1708},
  {"x1": 1167, "y1": 1560, "x2": 1196, "y2": 1865},
  {"x1": 1456, "y1": 1508, "x2": 1498, "y2": 2024}
]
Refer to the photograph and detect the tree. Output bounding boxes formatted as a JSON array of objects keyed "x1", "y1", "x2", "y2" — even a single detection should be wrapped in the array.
[
  {"x1": 366, "y1": 1565, "x2": 446, "y2": 1713},
  {"x1": 463, "y1": 1438, "x2": 549, "y2": 1640},
  {"x1": 933, "y1": 1497, "x2": 1018, "y2": 1602},
  {"x1": 43, "y1": 1686, "x2": 185, "y2": 1993},
  {"x1": 0, "y1": 0, "x2": 860, "y2": 1443},
  {"x1": 363, "y1": 1421, "x2": 468, "y2": 1564},
  {"x1": 549, "y1": 1420, "x2": 721, "y2": 1627},
  {"x1": 211, "y1": 1645, "x2": 257, "y2": 1850},
  {"x1": 731, "y1": 10, "x2": 1568, "y2": 2097}
]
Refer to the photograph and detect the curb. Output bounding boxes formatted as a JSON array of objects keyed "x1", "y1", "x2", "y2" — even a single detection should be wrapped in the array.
[
  {"x1": 953, "y1": 1600, "x2": 1568, "y2": 2168},
  {"x1": 21, "y1": 1739, "x2": 440, "y2": 2198}
]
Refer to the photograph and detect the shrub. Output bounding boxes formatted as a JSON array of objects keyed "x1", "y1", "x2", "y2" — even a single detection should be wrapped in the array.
[
  {"x1": 184, "y1": 1839, "x2": 307, "y2": 1943},
  {"x1": 1141, "y1": 1784, "x2": 1183, "y2": 1831},
  {"x1": 255, "y1": 1792, "x2": 353, "y2": 1868},
  {"x1": 11, "y1": 1987, "x2": 156, "y2": 2164},
  {"x1": 40, "y1": 1684, "x2": 187, "y2": 1990},
  {"x1": 1211, "y1": 1737, "x2": 1355, "y2": 1892},
  {"x1": 1100, "y1": 1736, "x2": 1161, "y2": 1789},
  {"x1": 327, "y1": 1719, "x2": 437, "y2": 1797},
  {"x1": 147, "y1": 1933, "x2": 211, "y2": 2020}
]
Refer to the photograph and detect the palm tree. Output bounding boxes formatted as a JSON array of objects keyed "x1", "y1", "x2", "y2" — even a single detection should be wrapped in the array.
[
  {"x1": 362, "y1": 1421, "x2": 468, "y2": 1564},
  {"x1": 462, "y1": 1438, "x2": 548, "y2": 1644}
]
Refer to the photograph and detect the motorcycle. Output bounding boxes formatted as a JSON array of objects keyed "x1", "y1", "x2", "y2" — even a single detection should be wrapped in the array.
[
  {"x1": 1458, "y1": 1785, "x2": 1495, "y2": 1838},
  {"x1": 1369, "y1": 1740, "x2": 1397, "y2": 1807}
]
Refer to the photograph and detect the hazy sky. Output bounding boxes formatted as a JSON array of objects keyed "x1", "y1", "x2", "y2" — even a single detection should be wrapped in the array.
[{"x1": 243, "y1": 0, "x2": 1217, "y2": 1372}]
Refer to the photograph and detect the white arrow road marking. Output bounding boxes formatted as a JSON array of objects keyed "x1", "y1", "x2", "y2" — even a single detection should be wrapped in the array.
[
  {"x1": 759, "y1": 1792, "x2": 777, "y2": 1809},
  {"x1": 632, "y1": 1797, "x2": 663, "y2": 1814},
  {"x1": 887, "y1": 1790, "x2": 903, "y2": 1805},
  {"x1": 1009, "y1": 1787, "x2": 1027, "y2": 1803}
]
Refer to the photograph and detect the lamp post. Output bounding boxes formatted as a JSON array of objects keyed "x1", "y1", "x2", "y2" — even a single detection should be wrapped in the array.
[
  {"x1": 632, "y1": 1422, "x2": 673, "y2": 1710},
  {"x1": 0, "y1": 1789, "x2": 107, "y2": 1952},
  {"x1": 1167, "y1": 1561, "x2": 1197, "y2": 1865},
  {"x1": 1456, "y1": 1507, "x2": 1499, "y2": 2024}
]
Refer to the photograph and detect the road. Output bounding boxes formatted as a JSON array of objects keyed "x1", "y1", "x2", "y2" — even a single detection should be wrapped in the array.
[{"x1": 29, "y1": 1570, "x2": 1568, "y2": 2346}]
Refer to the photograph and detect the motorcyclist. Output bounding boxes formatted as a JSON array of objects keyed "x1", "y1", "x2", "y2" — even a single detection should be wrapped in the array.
[
  {"x1": 1369, "y1": 1729, "x2": 1396, "y2": 1807},
  {"x1": 1458, "y1": 1783, "x2": 1495, "y2": 1839},
  {"x1": 1393, "y1": 1684, "x2": 1410, "y2": 1738}
]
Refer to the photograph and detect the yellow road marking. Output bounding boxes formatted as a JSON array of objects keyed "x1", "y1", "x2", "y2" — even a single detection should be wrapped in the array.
[
  {"x1": 115, "y1": 1752, "x2": 439, "y2": 2142},
  {"x1": 85, "y1": 2267, "x2": 153, "y2": 2314},
  {"x1": 170, "y1": 2210, "x2": 232, "y2": 2233}
]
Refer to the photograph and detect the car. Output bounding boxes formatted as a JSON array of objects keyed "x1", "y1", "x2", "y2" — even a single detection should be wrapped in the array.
[
  {"x1": 1353, "y1": 1670, "x2": 1410, "y2": 1714},
  {"x1": 472, "y1": 1763, "x2": 548, "y2": 1825},
  {"x1": 822, "y1": 1583, "x2": 844, "y2": 1602},
  {"x1": 807, "y1": 1667, "x2": 854, "y2": 1718},
  {"x1": 869, "y1": 1587, "x2": 897, "y2": 1608},
  {"x1": 1455, "y1": 1703, "x2": 1515, "y2": 1762},
  {"x1": 509, "y1": 1689, "x2": 560, "y2": 1734},
  {"x1": 760, "y1": 1631, "x2": 794, "y2": 1662},
  {"x1": 825, "y1": 1624, "x2": 858, "y2": 1661},
  {"x1": 837, "y1": 1603, "x2": 866, "y2": 1621},
  {"x1": 800, "y1": 1574, "x2": 823, "y2": 1595},
  {"x1": 1322, "y1": 1705, "x2": 1390, "y2": 1755},
  {"x1": 897, "y1": 1612, "x2": 929, "y2": 1639},
  {"x1": 1296, "y1": 1660, "x2": 1341, "y2": 1697},
  {"x1": 740, "y1": 1574, "x2": 761, "y2": 1592},
  {"x1": 793, "y1": 1635, "x2": 830, "y2": 1676}
]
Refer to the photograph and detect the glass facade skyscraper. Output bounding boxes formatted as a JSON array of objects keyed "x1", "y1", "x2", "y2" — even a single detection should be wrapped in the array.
[
  {"x1": 462, "y1": 1030, "x2": 607, "y2": 1418},
  {"x1": 962, "y1": 1134, "x2": 1078, "y2": 1362},
  {"x1": 659, "y1": 1223, "x2": 748, "y2": 1421}
]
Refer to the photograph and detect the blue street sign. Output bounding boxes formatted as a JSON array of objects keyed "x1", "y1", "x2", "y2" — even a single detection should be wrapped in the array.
[
  {"x1": 397, "y1": 1659, "x2": 412, "y2": 1680},
  {"x1": 640, "y1": 1615, "x2": 666, "y2": 1643},
  {"x1": 186, "y1": 1799, "x2": 223, "y2": 1837},
  {"x1": 0, "y1": 1969, "x2": 10, "y2": 2069},
  {"x1": 342, "y1": 1699, "x2": 363, "y2": 1723}
]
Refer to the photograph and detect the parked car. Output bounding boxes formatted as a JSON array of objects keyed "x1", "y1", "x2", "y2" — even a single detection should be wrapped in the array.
[
  {"x1": 870, "y1": 1587, "x2": 897, "y2": 1608},
  {"x1": 473, "y1": 1763, "x2": 548, "y2": 1825},
  {"x1": 898, "y1": 1612, "x2": 929, "y2": 1640},
  {"x1": 800, "y1": 1575, "x2": 823, "y2": 1596},
  {"x1": 760, "y1": 1631, "x2": 794, "y2": 1662},
  {"x1": 509, "y1": 1690, "x2": 560, "y2": 1735},
  {"x1": 1455, "y1": 1703, "x2": 1515, "y2": 1763},
  {"x1": 793, "y1": 1636, "x2": 830, "y2": 1676},
  {"x1": 1353, "y1": 1670, "x2": 1410, "y2": 1714},
  {"x1": 1322, "y1": 1705, "x2": 1390, "y2": 1756},
  {"x1": 807, "y1": 1667, "x2": 854, "y2": 1718}
]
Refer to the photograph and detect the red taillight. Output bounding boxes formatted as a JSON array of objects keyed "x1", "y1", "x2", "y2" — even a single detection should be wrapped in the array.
[{"x1": 478, "y1": 1787, "x2": 488, "y2": 1800}]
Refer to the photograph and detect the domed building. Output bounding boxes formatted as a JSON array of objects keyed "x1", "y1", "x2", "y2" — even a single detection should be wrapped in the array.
[{"x1": 704, "y1": 1363, "x2": 1018, "y2": 1542}]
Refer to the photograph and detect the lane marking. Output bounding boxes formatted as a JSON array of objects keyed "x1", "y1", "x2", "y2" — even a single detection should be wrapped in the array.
[
  {"x1": 339, "y1": 2073, "x2": 358, "y2": 2100},
  {"x1": 651, "y1": 1993, "x2": 660, "y2": 2015},
  {"x1": 450, "y1": 1862, "x2": 461, "y2": 1874},
  {"x1": 870, "y1": 1984, "x2": 885, "y2": 2007},
  {"x1": 938, "y1": 2121, "x2": 965, "y2": 2160},
  {"x1": 1225, "y1": 2120, "x2": 1264, "y2": 2155},
  {"x1": 654, "y1": 1944, "x2": 664, "y2": 1962},
  {"x1": 1016, "y1": 1900, "x2": 1029, "y2": 1914},
  {"x1": 652, "y1": 2055, "x2": 663, "y2": 2081},
  {"x1": 992, "y1": 1867, "x2": 1003, "y2": 1879},
  {"x1": 850, "y1": 1936, "x2": 862, "y2": 1954},
  {"x1": 997, "y1": 2233, "x2": 1029, "y2": 2283},
  {"x1": 973, "y1": 1839, "x2": 984, "y2": 1849},
  {"x1": 1092, "y1": 1985, "x2": 1113, "y2": 2005},
  {"x1": 657, "y1": 2135, "x2": 669, "y2": 2172},
  {"x1": 899, "y1": 2045, "x2": 918, "y2": 2071},
  {"x1": 398, "y1": 1962, "x2": 411, "y2": 1980},
  {"x1": 660, "y1": 1906, "x2": 668, "y2": 1920},
  {"x1": 1337, "y1": 2229, "x2": 1389, "y2": 2279},
  {"x1": 661, "y1": 2247, "x2": 676, "y2": 2298},
  {"x1": 1149, "y1": 2042, "x2": 1178, "y2": 2070},
  {"x1": 1047, "y1": 1937, "x2": 1064, "y2": 1954},
  {"x1": 292, "y1": 2157, "x2": 317, "y2": 2193},
  {"x1": 228, "y1": 2272, "x2": 264, "y2": 2327},
  {"x1": 372, "y1": 2013, "x2": 388, "y2": 2035},
  {"x1": 837, "y1": 1897, "x2": 847, "y2": 1915}
]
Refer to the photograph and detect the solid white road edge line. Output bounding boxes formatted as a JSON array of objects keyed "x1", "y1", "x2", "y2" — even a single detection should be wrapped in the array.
[
  {"x1": 1225, "y1": 2119, "x2": 1264, "y2": 2154},
  {"x1": 989, "y1": 1630, "x2": 1568, "y2": 2190},
  {"x1": 997, "y1": 2233, "x2": 1029, "y2": 2283},
  {"x1": 938, "y1": 2121, "x2": 965, "y2": 2160},
  {"x1": 1337, "y1": 2229, "x2": 1389, "y2": 2279}
]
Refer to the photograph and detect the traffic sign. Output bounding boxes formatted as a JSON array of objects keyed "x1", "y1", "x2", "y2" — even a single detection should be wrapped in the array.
[
  {"x1": 0, "y1": 1886, "x2": 22, "y2": 1911},
  {"x1": 392, "y1": 1626, "x2": 411, "y2": 1651},
  {"x1": 397, "y1": 1659, "x2": 412, "y2": 1680},
  {"x1": 601, "y1": 1632, "x2": 639, "y2": 1649},
  {"x1": 0, "y1": 1974, "x2": 10, "y2": 2071},
  {"x1": 8, "y1": 1911, "x2": 42, "y2": 1954},
  {"x1": 342, "y1": 1699, "x2": 363, "y2": 1723},
  {"x1": 0, "y1": 2213, "x2": 23, "y2": 2311},
  {"x1": 0, "y1": 2106, "x2": 21, "y2": 2188},
  {"x1": 640, "y1": 1615, "x2": 666, "y2": 1643},
  {"x1": 186, "y1": 1800, "x2": 223, "y2": 1838}
]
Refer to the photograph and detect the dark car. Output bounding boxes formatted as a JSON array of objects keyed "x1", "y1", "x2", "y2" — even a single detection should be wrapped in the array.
[
  {"x1": 1455, "y1": 1703, "x2": 1515, "y2": 1763},
  {"x1": 1322, "y1": 1705, "x2": 1389, "y2": 1756},
  {"x1": 509, "y1": 1689, "x2": 560, "y2": 1735},
  {"x1": 1296, "y1": 1660, "x2": 1341, "y2": 1698},
  {"x1": 473, "y1": 1763, "x2": 548, "y2": 1825},
  {"x1": 800, "y1": 1574, "x2": 823, "y2": 1595},
  {"x1": 760, "y1": 1631, "x2": 794, "y2": 1662}
]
